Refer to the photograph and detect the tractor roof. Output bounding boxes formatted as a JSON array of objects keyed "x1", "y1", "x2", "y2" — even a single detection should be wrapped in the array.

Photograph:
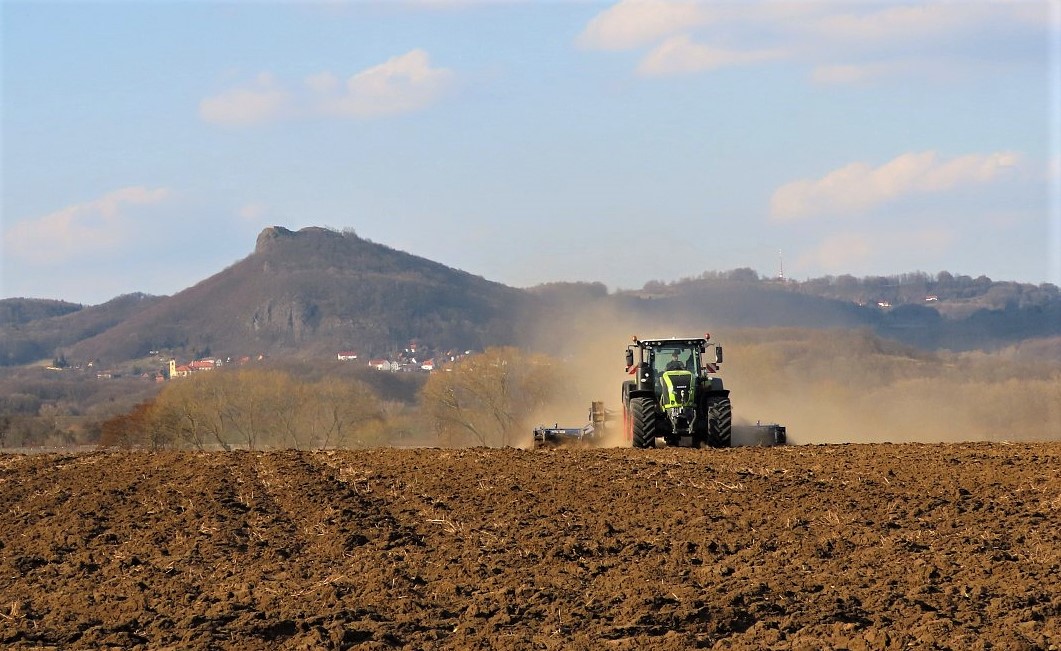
[{"x1": 636, "y1": 337, "x2": 709, "y2": 348}]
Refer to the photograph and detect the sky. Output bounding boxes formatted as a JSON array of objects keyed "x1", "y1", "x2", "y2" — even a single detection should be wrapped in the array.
[{"x1": 2, "y1": 0, "x2": 1060, "y2": 305}]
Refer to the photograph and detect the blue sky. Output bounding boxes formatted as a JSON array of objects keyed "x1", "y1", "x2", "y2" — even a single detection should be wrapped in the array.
[{"x1": 3, "y1": 0, "x2": 1059, "y2": 305}]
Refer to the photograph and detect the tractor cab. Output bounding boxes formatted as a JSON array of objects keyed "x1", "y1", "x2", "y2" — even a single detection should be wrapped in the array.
[{"x1": 625, "y1": 337, "x2": 721, "y2": 395}]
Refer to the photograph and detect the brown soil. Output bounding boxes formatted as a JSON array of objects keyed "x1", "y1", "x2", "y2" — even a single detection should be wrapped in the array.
[{"x1": 2, "y1": 444, "x2": 1060, "y2": 650}]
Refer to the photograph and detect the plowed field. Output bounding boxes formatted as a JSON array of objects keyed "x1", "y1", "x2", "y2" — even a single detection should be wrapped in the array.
[{"x1": 2, "y1": 444, "x2": 1060, "y2": 650}]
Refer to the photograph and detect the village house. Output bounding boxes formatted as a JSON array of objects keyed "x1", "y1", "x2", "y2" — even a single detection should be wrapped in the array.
[
  {"x1": 368, "y1": 358, "x2": 399, "y2": 372},
  {"x1": 163, "y1": 357, "x2": 222, "y2": 379}
]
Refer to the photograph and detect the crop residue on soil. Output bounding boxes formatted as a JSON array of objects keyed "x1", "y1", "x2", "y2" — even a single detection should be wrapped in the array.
[{"x1": 2, "y1": 444, "x2": 1060, "y2": 650}]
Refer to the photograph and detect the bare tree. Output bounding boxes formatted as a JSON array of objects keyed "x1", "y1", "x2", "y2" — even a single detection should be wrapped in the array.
[
  {"x1": 151, "y1": 376, "x2": 225, "y2": 450},
  {"x1": 420, "y1": 347, "x2": 560, "y2": 447},
  {"x1": 137, "y1": 366, "x2": 393, "y2": 450},
  {"x1": 306, "y1": 379, "x2": 379, "y2": 448}
]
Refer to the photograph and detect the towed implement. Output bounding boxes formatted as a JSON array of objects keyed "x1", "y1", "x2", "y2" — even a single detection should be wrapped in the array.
[
  {"x1": 734, "y1": 422, "x2": 787, "y2": 447},
  {"x1": 533, "y1": 402, "x2": 608, "y2": 448}
]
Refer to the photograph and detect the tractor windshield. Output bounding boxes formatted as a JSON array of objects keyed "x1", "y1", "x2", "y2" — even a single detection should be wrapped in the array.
[{"x1": 654, "y1": 346, "x2": 697, "y2": 379}]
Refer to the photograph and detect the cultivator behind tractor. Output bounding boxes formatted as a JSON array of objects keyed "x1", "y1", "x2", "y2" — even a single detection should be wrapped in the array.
[
  {"x1": 734, "y1": 422, "x2": 787, "y2": 447},
  {"x1": 533, "y1": 402, "x2": 609, "y2": 448}
]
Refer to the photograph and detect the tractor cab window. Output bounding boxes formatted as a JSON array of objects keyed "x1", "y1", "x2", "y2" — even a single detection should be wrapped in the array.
[{"x1": 655, "y1": 346, "x2": 696, "y2": 377}]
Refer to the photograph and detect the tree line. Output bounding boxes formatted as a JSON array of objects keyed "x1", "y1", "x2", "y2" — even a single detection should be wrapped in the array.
[
  {"x1": 8, "y1": 334, "x2": 1058, "y2": 451},
  {"x1": 90, "y1": 347, "x2": 563, "y2": 450},
  {"x1": 98, "y1": 368, "x2": 385, "y2": 450}
]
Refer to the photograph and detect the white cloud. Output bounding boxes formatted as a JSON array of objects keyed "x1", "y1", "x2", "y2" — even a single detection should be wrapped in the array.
[
  {"x1": 637, "y1": 34, "x2": 784, "y2": 77},
  {"x1": 6, "y1": 187, "x2": 172, "y2": 264},
  {"x1": 200, "y1": 50, "x2": 453, "y2": 126},
  {"x1": 576, "y1": 0, "x2": 711, "y2": 51},
  {"x1": 199, "y1": 72, "x2": 290, "y2": 126},
  {"x1": 313, "y1": 49, "x2": 454, "y2": 119},
  {"x1": 770, "y1": 151, "x2": 1021, "y2": 221},
  {"x1": 578, "y1": 1, "x2": 1046, "y2": 82}
]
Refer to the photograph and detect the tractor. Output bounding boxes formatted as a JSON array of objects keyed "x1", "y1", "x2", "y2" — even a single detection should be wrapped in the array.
[{"x1": 622, "y1": 334, "x2": 731, "y2": 448}]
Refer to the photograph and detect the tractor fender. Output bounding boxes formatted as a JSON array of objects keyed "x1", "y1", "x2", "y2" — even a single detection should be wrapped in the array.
[
  {"x1": 704, "y1": 377, "x2": 726, "y2": 392},
  {"x1": 625, "y1": 389, "x2": 656, "y2": 402}
]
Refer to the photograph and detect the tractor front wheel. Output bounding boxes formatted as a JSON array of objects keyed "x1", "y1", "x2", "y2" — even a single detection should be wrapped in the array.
[
  {"x1": 706, "y1": 397, "x2": 733, "y2": 448},
  {"x1": 630, "y1": 396, "x2": 660, "y2": 449}
]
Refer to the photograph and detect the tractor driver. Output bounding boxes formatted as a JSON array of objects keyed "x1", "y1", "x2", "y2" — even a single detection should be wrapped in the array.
[{"x1": 665, "y1": 350, "x2": 685, "y2": 371}]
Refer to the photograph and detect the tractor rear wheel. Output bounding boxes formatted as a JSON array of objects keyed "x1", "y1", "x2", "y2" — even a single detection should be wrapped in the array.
[
  {"x1": 706, "y1": 397, "x2": 732, "y2": 448},
  {"x1": 630, "y1": 396, "x2": 660, "y2": 449}
]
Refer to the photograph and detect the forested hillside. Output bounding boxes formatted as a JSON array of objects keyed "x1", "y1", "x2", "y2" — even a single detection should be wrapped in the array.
[
  {"x1": 0, "y1": 298, "x2": 82, "y2": 326},
  {"x1": 622, "y1": 269, "x2": 1061, "y2": 351},
  {"x1": 3, "y1": 228, "x2": 1058, "y2": 369},
  {"x1": 0, "y1": 294, "x2": 161, "y2": 366}
]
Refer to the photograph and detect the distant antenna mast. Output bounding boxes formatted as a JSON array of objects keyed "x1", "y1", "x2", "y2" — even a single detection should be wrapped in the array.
[{"x1": 777, "y1": 249, "x2": 785, "y2": 281}]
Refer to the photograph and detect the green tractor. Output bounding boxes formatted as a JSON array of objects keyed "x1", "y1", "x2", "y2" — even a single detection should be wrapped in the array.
[{"x1": 622, "y1": 334, "x2": 731, "y2": 448}]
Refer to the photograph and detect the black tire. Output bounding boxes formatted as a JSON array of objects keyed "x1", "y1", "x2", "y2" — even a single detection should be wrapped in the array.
[
  {"x1": 630, "y1": 396, "x2": 660, "y2": 449},
  {"x1": 706, "y1": 397, "x2": 732, "y2": 448}
]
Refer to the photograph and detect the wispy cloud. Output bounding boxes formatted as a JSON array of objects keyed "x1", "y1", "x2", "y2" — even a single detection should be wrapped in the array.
[
  {"x1": 576, "y1": 0, "x2": 712, "y2": 51},
  {"x1": 198, "y1": 72, "x2": 290, "y2": 126},
  {"x1": 6, "y1": 187, "x2": 172, "y2": 264},
  {"x1": 770, "y1": 151, "x2": 1021, "y2": 221},
  {"x1": 578, "y1": 1, "x2": 1046, "y2": 82},
  {"x1": 637, "y1": 35, "x2": 784, "y2": 77},
  {"x1": 312, "y1": 49, "x2": 454, "y2": 119},
  {"x1": 199, "y1": 50, "x2": 454, "y2": 126}
]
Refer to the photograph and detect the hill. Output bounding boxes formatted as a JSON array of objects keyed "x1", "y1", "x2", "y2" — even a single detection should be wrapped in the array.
[
  {"x1": 0, "y1": 294, "x2": 161, "y2": 366},
  {"x1": 61, "y1": 227, "x2": 533, "y2": 366},
  {"x1": 2, "y1": 227, "x2": 1059, "y2": 368},
  {"x1": 614, "y1": 270, "x2": 1061, "y2": 352},
  {"x1": 0, "y1": 298, "x2": 82, "y2": 326},
  {"x1": 524, "y1": 275, "x2": 1061, "y2": 370}
]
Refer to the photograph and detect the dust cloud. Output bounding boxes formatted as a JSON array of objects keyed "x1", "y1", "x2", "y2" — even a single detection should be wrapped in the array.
[
  {"x1": 722, "y1": 329, "x2": 1061, "y2": 444},
  {"x1": 519, "y1": 296, "x2": 732, "y2": 447},
  {"x1": 521, "y1": 298, "x2": 1061, "y2": 445}
]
